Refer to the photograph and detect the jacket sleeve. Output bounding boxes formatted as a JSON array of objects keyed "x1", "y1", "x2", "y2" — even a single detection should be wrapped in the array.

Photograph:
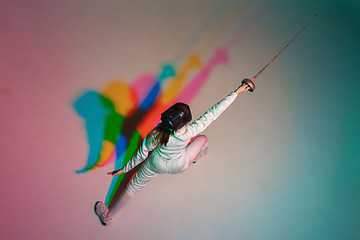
[
  {"x1": 187, "y1": 92, "x2": 238, "y2": 137},
  {"x1": 122, "y1": 130, "x2": 158, "y2": 173}
]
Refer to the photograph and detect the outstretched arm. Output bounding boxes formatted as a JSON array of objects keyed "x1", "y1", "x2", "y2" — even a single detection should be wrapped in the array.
[
  {"x1": 107, "y1": 130, "x2": 158, "y2": 176},
  {"x1": 187, "y1": 83, "x2": 249, "y2": 137}
]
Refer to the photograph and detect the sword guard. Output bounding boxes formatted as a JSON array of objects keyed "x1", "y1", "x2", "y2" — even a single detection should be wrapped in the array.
[{"x1": 241, "y1": 78, "x2": 255, "y2": 92}]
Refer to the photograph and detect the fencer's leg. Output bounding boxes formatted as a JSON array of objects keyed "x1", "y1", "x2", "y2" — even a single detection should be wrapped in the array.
[
  {"x1": 107, "y1": 160, "x2": 158, "y2": 217},
  {"x1": 185, "y1": 135, "x2": 208, "y2": 165}
]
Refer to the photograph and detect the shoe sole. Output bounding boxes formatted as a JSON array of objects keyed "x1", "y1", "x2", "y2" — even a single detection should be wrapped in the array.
[{"x1": 94, "y1": 201, "x2": 107, "y2": 226}]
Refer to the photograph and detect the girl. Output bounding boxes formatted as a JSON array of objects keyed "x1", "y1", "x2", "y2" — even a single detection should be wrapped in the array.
[{"x1": 95, "y1": 82, "x2": 250, "y2": 226}]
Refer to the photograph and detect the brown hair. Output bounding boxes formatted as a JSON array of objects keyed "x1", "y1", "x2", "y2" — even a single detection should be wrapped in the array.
[{"x1": 153, "y1": 122, "x2": 171, "y2": 146}]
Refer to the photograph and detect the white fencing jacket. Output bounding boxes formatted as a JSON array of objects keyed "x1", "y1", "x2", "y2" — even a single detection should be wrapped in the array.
[{"x1": 122, "y1": 91, "x2": 238, "y2": 174}]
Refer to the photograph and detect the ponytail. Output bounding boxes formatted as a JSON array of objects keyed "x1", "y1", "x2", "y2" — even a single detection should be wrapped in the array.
[{"x1": 153, "y1": 123, "x2": 171, "y2": 146}]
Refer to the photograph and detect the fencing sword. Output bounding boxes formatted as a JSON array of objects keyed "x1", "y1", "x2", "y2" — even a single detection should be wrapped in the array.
[{"x1": 242, "y1": 14, "x2": 318, "y2": 92}]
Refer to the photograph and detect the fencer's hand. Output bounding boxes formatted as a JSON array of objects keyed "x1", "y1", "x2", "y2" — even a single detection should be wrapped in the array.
[
  {"x1": 107, "y1": 169, "x2": 123, "y2": 176},
  {"x1": 234, "y1": 83, "x2": 249, "y2": 94}
]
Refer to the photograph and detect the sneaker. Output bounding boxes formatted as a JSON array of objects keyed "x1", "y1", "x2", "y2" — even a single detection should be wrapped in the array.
[{"x1": 94, "y1": 201, "x2": 111, "y2": 226}]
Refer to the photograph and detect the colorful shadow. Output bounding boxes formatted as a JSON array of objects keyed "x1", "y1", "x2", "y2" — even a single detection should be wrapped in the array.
[{"x1": 72, "y1": 0, "x2": 272, "y2": 206}]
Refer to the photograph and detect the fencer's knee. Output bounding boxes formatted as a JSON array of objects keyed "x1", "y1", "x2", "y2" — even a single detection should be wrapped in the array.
[{"x1": 196, "y1": 135, "x2": 208, "y2": 146}]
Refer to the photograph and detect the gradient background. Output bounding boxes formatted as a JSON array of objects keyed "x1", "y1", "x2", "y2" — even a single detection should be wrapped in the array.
[{"x1": 1, "y1": 0, "x2": 359, "y2": 239}]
